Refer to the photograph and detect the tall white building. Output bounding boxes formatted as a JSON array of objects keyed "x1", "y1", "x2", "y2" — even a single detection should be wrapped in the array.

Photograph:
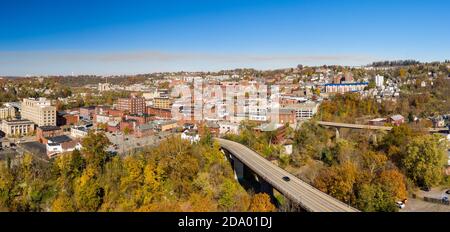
[
  {"x1": 0, "y1": 106, "x2": 16, "y2": 120},
  {"x1": 375, "y1": 75, "x2": 384, "y2": 88},
  {"x1": 21, "y1": 98, "x2": 57, "y2": 127},
  {"x1": 98, "y1": 82, "x2": 111, "y2": 92}
]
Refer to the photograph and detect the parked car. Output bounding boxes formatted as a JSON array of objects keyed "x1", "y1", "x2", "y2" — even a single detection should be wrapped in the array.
[
  {"x1": 396, "y1": 201, "x2": 405, "y2": 209},
  {"x1": 445, "y1": 190, "x2": 450, "y2": 195}
]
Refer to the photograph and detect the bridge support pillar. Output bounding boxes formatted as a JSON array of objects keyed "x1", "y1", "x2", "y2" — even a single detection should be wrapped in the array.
[
  {"x1": 335, "y1": 128, "x2": 340, "y2": 140},
  {"x1": 260, "y1": 179, "x2": 274, "y2": 196},
  {"x1": 233, "y1": 158, "x2": 244, "y2": 181},
  {"x1": 370, "y1": 133, "x2": 378, "y2": 146}
]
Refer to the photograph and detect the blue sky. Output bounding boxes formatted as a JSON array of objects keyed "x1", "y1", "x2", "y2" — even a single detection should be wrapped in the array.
[{"x1": 1, "y1": 0, "x2": 449, "y2": 76}]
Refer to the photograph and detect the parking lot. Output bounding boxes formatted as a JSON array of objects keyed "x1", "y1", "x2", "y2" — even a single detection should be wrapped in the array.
[
  {"x1": 400, "y1": 188, "x2": 450, "y2": 212},
  {"x1": 106, "y1": 131, "x2": 173, "y2": 155}
]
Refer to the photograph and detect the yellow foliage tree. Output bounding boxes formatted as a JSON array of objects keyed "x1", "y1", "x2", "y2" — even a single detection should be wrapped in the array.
[{"x1": 249, "y1": 193, "x2": 276, "y2": 212}]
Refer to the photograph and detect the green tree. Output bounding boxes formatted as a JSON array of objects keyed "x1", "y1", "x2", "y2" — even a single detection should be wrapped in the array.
[
  {"x1": 401, "y1": 135, "x2": 447, "y2": 188},
  {"x1": 81, "y1": 131, "x2": 111, "y2": 167},
  {"x1": 356, "y1": 183, "x2": 397, "y2": 212}
]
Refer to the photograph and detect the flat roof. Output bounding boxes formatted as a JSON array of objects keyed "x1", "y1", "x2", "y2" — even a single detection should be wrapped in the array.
[
  {"x1": 47, "y1": 135, "x2": 72, "y2": 144},
  {"x1": 324, "y1": 82, "x2": 369, "y2": 86},
  {"x1": 2, "y1": 119, "x2": 34, "y2": 125},
  {"x1": 38, "y1": 126, "x2": 61, "y2": 131}
]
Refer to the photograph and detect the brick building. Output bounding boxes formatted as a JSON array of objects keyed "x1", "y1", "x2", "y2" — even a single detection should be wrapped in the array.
[
  {"x1": 117, "y1": 96, "x2": 146, "y2": 115},
  {"x1": 36, "y1": 126, "x2": 64, "y2": 144},
  {"x1": 147, "y1": 107, "x2": 172, "y2": 119}
]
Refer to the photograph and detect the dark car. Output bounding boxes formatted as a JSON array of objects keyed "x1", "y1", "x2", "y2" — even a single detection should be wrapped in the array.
[
  {"x1": 282, "y1": 176, "x2": 291, "y2": 182},
  {"x1": 446, "y1": 190, "x2": 450, "y2": 195}
]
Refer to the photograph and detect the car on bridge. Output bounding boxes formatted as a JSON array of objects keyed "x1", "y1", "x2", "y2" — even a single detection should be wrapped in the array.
[{"x1": 282, "y1": 176, "x2": 290, "y2": 182}]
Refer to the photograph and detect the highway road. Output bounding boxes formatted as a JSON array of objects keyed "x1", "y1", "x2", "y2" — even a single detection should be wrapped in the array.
[{"x1": 217, "y1": 138, "x2": 359, "y2": 212}]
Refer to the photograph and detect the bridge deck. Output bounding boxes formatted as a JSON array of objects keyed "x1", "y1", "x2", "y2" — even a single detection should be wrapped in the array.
[
  {"x1": 217, "y1": 138, "x2": 359, "y2": 212},
  {"x1": 317, "y1": 121, "x2": 447, "y2": 133}
]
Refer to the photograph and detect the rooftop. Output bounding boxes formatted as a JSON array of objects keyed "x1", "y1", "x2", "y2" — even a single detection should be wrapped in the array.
[
  {"x1": 47, "y1": 135, "x2": 72, "y2": 144},
  {"x1": 2, "y1": 119, "x2": 34, "y2": 125},
  {"x1": 324, "y1": 82, "x2": 369, "y2": 86},
  {"x1": 390, "y1": 115, "x2": 404, "y2": 121},
  {"x1": 38, "y1": 126, "x2": 61, "y2": 131}
]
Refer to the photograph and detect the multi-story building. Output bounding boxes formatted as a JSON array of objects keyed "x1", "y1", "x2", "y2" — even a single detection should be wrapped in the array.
[
  {"x1": 79, "y1": 106, "x2": 96, "y2": 119},
  {"x1": 1, "y1": 119, "x2": 35, "y2": 137},
  {"x1": 218, "y1": 121, "x2": 240, "y2": 135},
  {"x1": 283, "y1": 102, "x2": 320, "y2": 121},
  {"x1": 375, "y1": 75, "x2": 385, "y2": 88},
  {"x1": 324, "y1": 82, "x2": 368, "y2": 94},
  {"x1": 36, "y1": 126, "x2": 64, "y2": 143},
  {"x1": 0, "y1": 106, "x2": 16, "y2": 120},
  {"x1": 278, "y1": 108, "x2": 297, "y2": 124},
  {"x1": 117, "y1": 96, "x2": 146, "y2": 114},
  {"x1": 21, "y1": 98, "x2": 56, "y2": 127},
  {"x1": 153, "y1": 97, "x2": 172, "y2": 110},
  {"x1": 70, "y1": 126, "x2": 89, "y2": 138},
  {"x1": 98, "y1": 83, "x2": 111, "y2": 92}
]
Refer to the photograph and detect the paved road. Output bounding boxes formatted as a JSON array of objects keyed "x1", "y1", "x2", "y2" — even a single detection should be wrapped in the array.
[
  {"x1": 217, "y1": 138, "x2": 359, "y2": 212},
  {"x1": 317, "y1": 121, "x2": 447, "y2": 133}
]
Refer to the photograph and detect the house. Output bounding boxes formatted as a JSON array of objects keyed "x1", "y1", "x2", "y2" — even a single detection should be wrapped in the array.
[
  {"x1": 181, "y1": 130, "x2": 200, "y2": 144},
  {"x1": 388, "y1": 115, "x2": 405, "y2": 126},
  {"x1": 283, "y1": 139, "x2": 294, "y2": 155},
  {"x1": 218, "y1": 121, "x2": 240, "y2": 135},
  {"x1": 46, "y1": 135, "x2": 82, "y2": 158},
  {"x1": 205, "y1": 121, "x2": 220, "y2": 136},
  {"x1": 431, "y1": 116, "x2": 446, "y2": 128},
  {"x1": 70, "y1": 126, "x2": 89, "y2": 138},
  {"x1": 369, "y1": 118, "x2": 387, "y2": 126},
  {"x1": 254, "y1": 122, "x2": 287, "y2": 144}
]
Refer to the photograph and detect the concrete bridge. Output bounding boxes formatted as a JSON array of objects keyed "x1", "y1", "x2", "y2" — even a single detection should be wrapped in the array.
[
  {"x1": 316, "y1": 121, "x2": 448, "y2": 139},
  {"x1": 217, "y1": 138, "x2": 359, "y2": 212},
  {"x1": 316, "y1": 121, "x2": 448, "y2": 133}
]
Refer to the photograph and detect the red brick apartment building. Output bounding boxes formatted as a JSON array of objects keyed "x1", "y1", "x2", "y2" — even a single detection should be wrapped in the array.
[{"x1": 117, "y1": 96, "x2": 146, "y2": 115}]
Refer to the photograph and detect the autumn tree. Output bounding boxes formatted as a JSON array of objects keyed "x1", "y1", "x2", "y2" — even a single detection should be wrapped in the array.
[
  {"x1": 377, "y1": 170, "x2": 407, "y2": 201},
  {"x1": 249, "y1": 193, "x2": 276, "y2": 212},
  {"x1": 314, "y1": 162, "x2": 358, "y2": 203}
]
